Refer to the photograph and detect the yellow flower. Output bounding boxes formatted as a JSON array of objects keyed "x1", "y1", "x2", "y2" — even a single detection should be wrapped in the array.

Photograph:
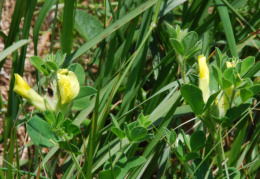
[
  {"x1": 57, "y1": 69, "x2": 80, "y2": 105},
  {"x1": 14, "y1": 74, "x2": 46, "y2": 111},
  {"x1": 198, "y1": 55, "x2": 210, "y2": 102}
]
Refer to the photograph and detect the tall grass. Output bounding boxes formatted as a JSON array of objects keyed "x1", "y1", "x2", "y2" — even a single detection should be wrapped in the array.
[{"x1": 0, "y1": 0, "x2": 259, "y2": 178}]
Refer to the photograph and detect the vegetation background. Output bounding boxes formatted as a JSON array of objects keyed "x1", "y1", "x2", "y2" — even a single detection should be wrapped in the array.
[{"x1": 0, "y1": 0, "x2": 259, "y2": 178}]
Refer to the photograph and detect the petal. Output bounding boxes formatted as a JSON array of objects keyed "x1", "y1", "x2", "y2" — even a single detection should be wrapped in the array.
[
  {"x1": 67, "y1": 71, "x2": 80, "y2": 99},
  {"x1": 27, "y1": 89, "x2": 46, "y2": 111},
  {"x1": 57, "y1": 73, "x2": 67, "y2": 105},
  {"x1": 198, "y1": 55, "x2": 209, "y2": 84},
  {"x1": 14, "y1": 73, "x2": 31, "y2": 100},
  {"x1": 58, "y1": 69, "x2": 69, "y2": 75},
  {"x1": 199, "y1": 78, "x2": 210, "y2": 102},
  {"x1": 226, "y1": 61, "x2": 232, "y2": 68}
]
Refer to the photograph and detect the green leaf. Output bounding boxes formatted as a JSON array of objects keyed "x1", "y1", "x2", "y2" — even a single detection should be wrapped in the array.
[
  {"x1": 33, "y1": 0, "x2": 56, "y2": 54},
  {"x1": 212, "y1": 116, "x2": 231, "y2": 126},
  {"x1": 73, "y1": 86, "x2": 97, "y2": 110},
  {"x1": 190, "y1": 131, "x2": 206, "y2": 152},
  {"x1": 44, "y1": 110, "x2": 55, "y2": 125},
  {"x1": 0, "y1": 40, "x2": 31, "y2": 63},
  {"x1": 226, "y1": 103, "x2": 251, "y2": 123},
  {"x1": 55, "y1": 111, "x2": 64, "y2": 129},
  {"x1": 170, "y1": 129, "x2": 177, "y2": 145},
  {"x1": 129, "y1": 127, "x2": 147, "y2": 142},
  {"x1": 46, "y1": 60, "x2": 58, "y2": 71},
  {"x1": 181, "y1": 31, "x2": 198, "y2": 55},
  {"x1": 177, "y1": 140, "x2": 184, "y2": 156},
  {"x1": 111, "y1": 127, "x2": 125, "y2": 140},
  {"x1": 240, "y1": 88, "x2": 253, "y2": 102},
  {"x1": 184, "y1": 152, "x2": 200, "y2": 162},
  {"x1": 74, "y1": 9, "x2": 103, "y2": 41},
  {"x1": 202, "y1": 91, "x2": 220, "y2": 112},
  {"x1": 185, "y1": 42, "x2": 202, "y2": 60},
  {"x1": 212, "y1": 66, "x2": 223, "y2": 87},
  {"x1": 166, "y1": 23, "x2": 177, "y2": 39},
  {"x1": 193, "y1": 158, "x2": 213, "y2": 179},
  {"x1": 170, "y1": 38, "x2": 185, "y2": 55},
  {"x1": 67, "y1": 123, "x2": 81, "y2": 136},
  {"x1": 222, "y1": 67, "x2": 237, "y2": 89},
  {"x1": 29, "y1": 56, "x2": 49, "y2": 75},
  {"x1": 58, "y1": 141, "x2": 82, "y2": 154},
  {"x1": 62, "y1": 0, "x2": 160, "y2": 67},
  {"x1": 99, "y1": 166, "x2": 122, "y2": 179},
  {"x1": 181, "y1": 84, "x2": 205, "y2": 115},
  {"x1": 55, "y1": 49, "x2": 65, "y2": 67},
  {"x1": 238, "y1": 56, "x2": 255, "y2": 76},
  {"x1": 180, "y1": 129, "x2": 191, "y2": 152},
  {"x1": 110, "y1": 114, "x2": 119, "y2": 128},
  {"x1": 26, "y1": 115, "x2": 57, "y2": 147},
  {"x1": 61, "y1": 0, "x2": 75, "y2": 55},
  {"x1": 68, "y1": 63, "x2": 85, "y2": 86},
  {"x1": 248, "y1": 84, "x2": 260, "y2": 95},
  {"x1": 223, "y1": 167, "x2": 240, "y2": 179},
  {"x1": 117, "y1": 156, "x2": 147, "y2": 179},
  {"x1": 215, "y1": 47, "x2": 222, "y2": 68}
]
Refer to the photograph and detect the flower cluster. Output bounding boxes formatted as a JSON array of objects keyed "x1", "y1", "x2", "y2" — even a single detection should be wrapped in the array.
[{"x1": 14, "y1": 69, "x2": 80, "y2": 112}]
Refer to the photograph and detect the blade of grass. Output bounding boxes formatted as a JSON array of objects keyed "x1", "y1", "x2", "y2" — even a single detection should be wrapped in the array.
[
  {"x1": 215, "y1": 0, "x2": 238, "y2": 57},
  {"x1": 129, "y1": 92, "x2": 182, "y2": 178},
  {"x1": 0, "y1": 40, "x2": 31, "y2": 63},
  {"x1": 62, "y1": 0, "x2": 161, "y2": 67},
  {"x1": 17, "y1": 0, "x2": 37, "y2": 75},
  {"x1": 33, "y1": 0, "x2": 56, "y2": 55},
  {"x1": 0, "y1": 0, "x2": 26, "y2": 69},
  {"x1": 61, "y1": 0, "x2": 75, "y2": 55}
]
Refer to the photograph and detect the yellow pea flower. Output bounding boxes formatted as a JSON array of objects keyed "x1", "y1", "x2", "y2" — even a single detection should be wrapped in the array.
[
  {"x1": 57, "y1": 69, "x2": 80, "y2": 105},
  {"x1": 14, "y1": 74, "x2": 46, "y2": 111},
  {"x1": 198, "y1": 55, "x2": 210, "y2": 102}
]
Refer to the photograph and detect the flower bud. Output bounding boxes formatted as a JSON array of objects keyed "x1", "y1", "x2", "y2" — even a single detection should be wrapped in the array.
[
  {"x1": 57, "y1": 69, "x2": 80, "y2": 105},
  {"x1": 198, "y1": 55, "x2": 210, "y2": 102},
  {"x1": 14, "y1": 74, "x2": 46, "y2": 111}
]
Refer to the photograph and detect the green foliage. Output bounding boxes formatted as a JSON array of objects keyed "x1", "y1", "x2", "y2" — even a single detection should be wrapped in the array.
[
  {"x1": 1, "y1": 0, "x2": 260, "y2": 178},
  {"x1": 26, "y1": 116, "x2": 58, "y2": 147}
]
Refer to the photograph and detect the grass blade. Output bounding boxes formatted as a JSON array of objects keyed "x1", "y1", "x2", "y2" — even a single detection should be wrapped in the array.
[
  {"x1": 215, "y1": 0, "x2": 238, "y2": 57},
  {"x1": 61, "y1": 0, "x2": 75, "y2": 55}
]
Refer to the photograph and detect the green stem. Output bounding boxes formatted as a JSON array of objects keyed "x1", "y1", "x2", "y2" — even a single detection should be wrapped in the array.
[
  {"x1": 182, "y1": 59, "x2": 187, "y2": 84},
  {"x1": 70, "y1": 152, "x2": 87, "y2": 179},
  {"x1": 219, "y1": 126, "x2": 230, "y2": 179},
  {"x1": 64, "y1": 134, "x2": 87, "y2": 179},
  {"x1": 112, "y1": 143, "x2": 130, "y2": 167},
  {"x1": 215, "y1": 128, "x2": 223, "y2": 177},
  {"x1": 183, "y1": 162, "x2": 194, "y2": 178}
]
